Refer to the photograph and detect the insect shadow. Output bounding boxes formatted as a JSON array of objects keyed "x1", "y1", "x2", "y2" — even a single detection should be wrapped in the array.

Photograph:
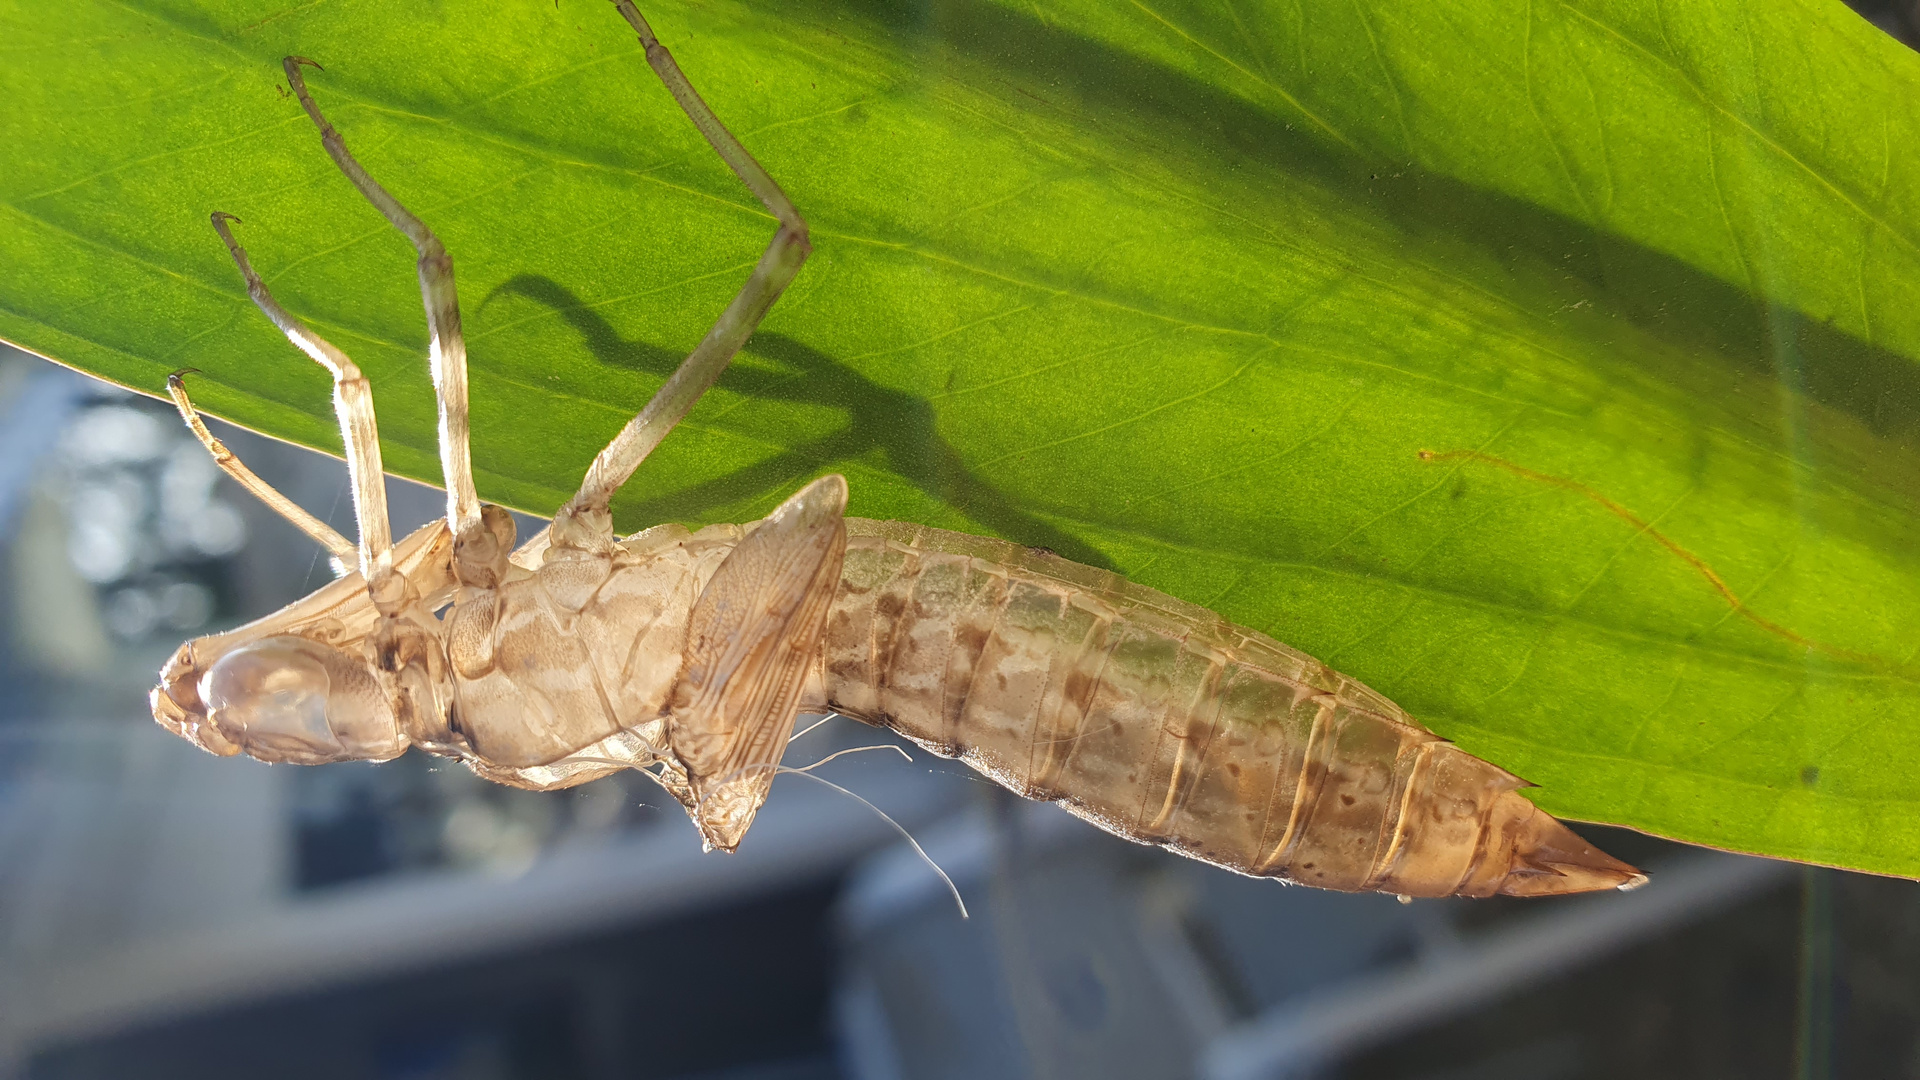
[{"x1": 487, "y1": 273, "x2": 1110, "y2": 568}]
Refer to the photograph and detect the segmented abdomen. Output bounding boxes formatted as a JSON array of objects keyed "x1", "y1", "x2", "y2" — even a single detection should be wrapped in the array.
[{"x1": 812, "y1": 518, "x2": 1534, "y2": 898}]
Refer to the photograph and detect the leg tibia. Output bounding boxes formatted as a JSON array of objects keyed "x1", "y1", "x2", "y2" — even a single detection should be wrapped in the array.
[
  {"x1": 210, "y1": 211, "x2": 394, "y2": 582},
  {"x1": 562, "y1": 5, "x2": 812, "y2": 520},
  {"x1": 166, "y1": 370, "x2": 356, "y2": 565},
  {"x1": 283, "y1": 57, "x2": 482, "y2": 547}
]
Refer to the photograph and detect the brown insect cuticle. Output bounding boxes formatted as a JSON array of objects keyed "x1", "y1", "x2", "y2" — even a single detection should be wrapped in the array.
[{"x1": 148, "y1": 5, "x2": 1640, "y2": 902}]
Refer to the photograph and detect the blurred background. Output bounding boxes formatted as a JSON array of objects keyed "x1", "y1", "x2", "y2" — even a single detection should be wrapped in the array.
[
  {"x1": 3, "y1": 319, "x2": 1919, "y2": 1080},
  {"x1": 9, "y1": 9, "x2": 1920, "y2": 1064}
]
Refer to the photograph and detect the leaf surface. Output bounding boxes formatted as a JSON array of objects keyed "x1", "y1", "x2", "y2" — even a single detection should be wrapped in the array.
[{"x1": 5, "y1": 0, "x2": 1920, "y2": 875}]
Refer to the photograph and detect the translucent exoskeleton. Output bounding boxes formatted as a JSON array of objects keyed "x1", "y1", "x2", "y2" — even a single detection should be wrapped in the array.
[{"x1": 151, "y1": 1, "x2": 1645, "y2": 899}]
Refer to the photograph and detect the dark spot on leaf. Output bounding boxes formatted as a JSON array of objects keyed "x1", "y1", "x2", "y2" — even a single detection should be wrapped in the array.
[
  {"x1": 1341, "y1": 793, "x2": 1356, "y2": 806},
  {"x1": 1801, "y1": 765, "x2": 1820, "y2": 787}
]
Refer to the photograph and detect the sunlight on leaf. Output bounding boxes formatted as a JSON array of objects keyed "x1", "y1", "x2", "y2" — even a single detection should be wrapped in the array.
[{"x1": 4, "y1": 0, "x2": 1920, "y2": 877}]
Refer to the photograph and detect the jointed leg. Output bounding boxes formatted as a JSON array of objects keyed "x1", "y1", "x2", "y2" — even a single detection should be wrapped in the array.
[
  {"x1": 610, "y1": 2, "x2": 805, "y2": 236},
  {"x1": 282, "y1": 57, "x2": 481, "y2": 547},
  {"x1": 210, "y1": 212, "x2": 394, "y2": 584},
  {"x1": 167, "y1": 370, "x2": 357, "y2": 566},
  {"x1": 558, "y1": 2, "x2": 812, "y2": 532}
]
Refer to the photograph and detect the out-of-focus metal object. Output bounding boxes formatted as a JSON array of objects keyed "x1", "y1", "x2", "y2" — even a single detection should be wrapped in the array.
[{"x1": 834, "y1": 806, "x2": 1794, "y2": 1080}]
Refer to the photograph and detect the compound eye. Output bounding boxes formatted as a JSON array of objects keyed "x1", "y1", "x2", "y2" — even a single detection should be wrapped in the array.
[{"x1": 201, "y1": 635, "x2": 397, "y2": 763}]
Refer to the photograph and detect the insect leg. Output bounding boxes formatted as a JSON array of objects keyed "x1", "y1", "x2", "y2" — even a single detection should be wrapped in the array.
[
  {"x1": 281, "y1": 57, "x2": 482, "y2": 548},
  {"x1": 166, "y1": 370, "x2": 356, "y2": 565},
  {"x1": 210, "y1": 211, "x2": 394, "y2": 584},
  {"x1": 559, "y1": 2, "x2": 811, "y2": 521}
]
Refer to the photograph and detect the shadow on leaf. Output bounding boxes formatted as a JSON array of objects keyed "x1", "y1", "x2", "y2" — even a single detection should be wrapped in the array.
[
  {"x1": 488, "y1": 273, "x2": 1111, "y2": 568},
  {"x1": 781, "y1": 0, "x2": 1920, "y2": 497}
]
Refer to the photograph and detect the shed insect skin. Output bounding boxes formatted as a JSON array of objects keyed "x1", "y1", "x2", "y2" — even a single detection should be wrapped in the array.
[{"x1": 150, "y1": 3, "x2": 1644, "y2": 899}]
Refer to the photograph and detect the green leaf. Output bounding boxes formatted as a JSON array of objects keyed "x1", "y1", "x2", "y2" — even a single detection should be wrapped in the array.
[{"x1": 5, "y1": 0, "x2": 1920, "y2": 878}]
